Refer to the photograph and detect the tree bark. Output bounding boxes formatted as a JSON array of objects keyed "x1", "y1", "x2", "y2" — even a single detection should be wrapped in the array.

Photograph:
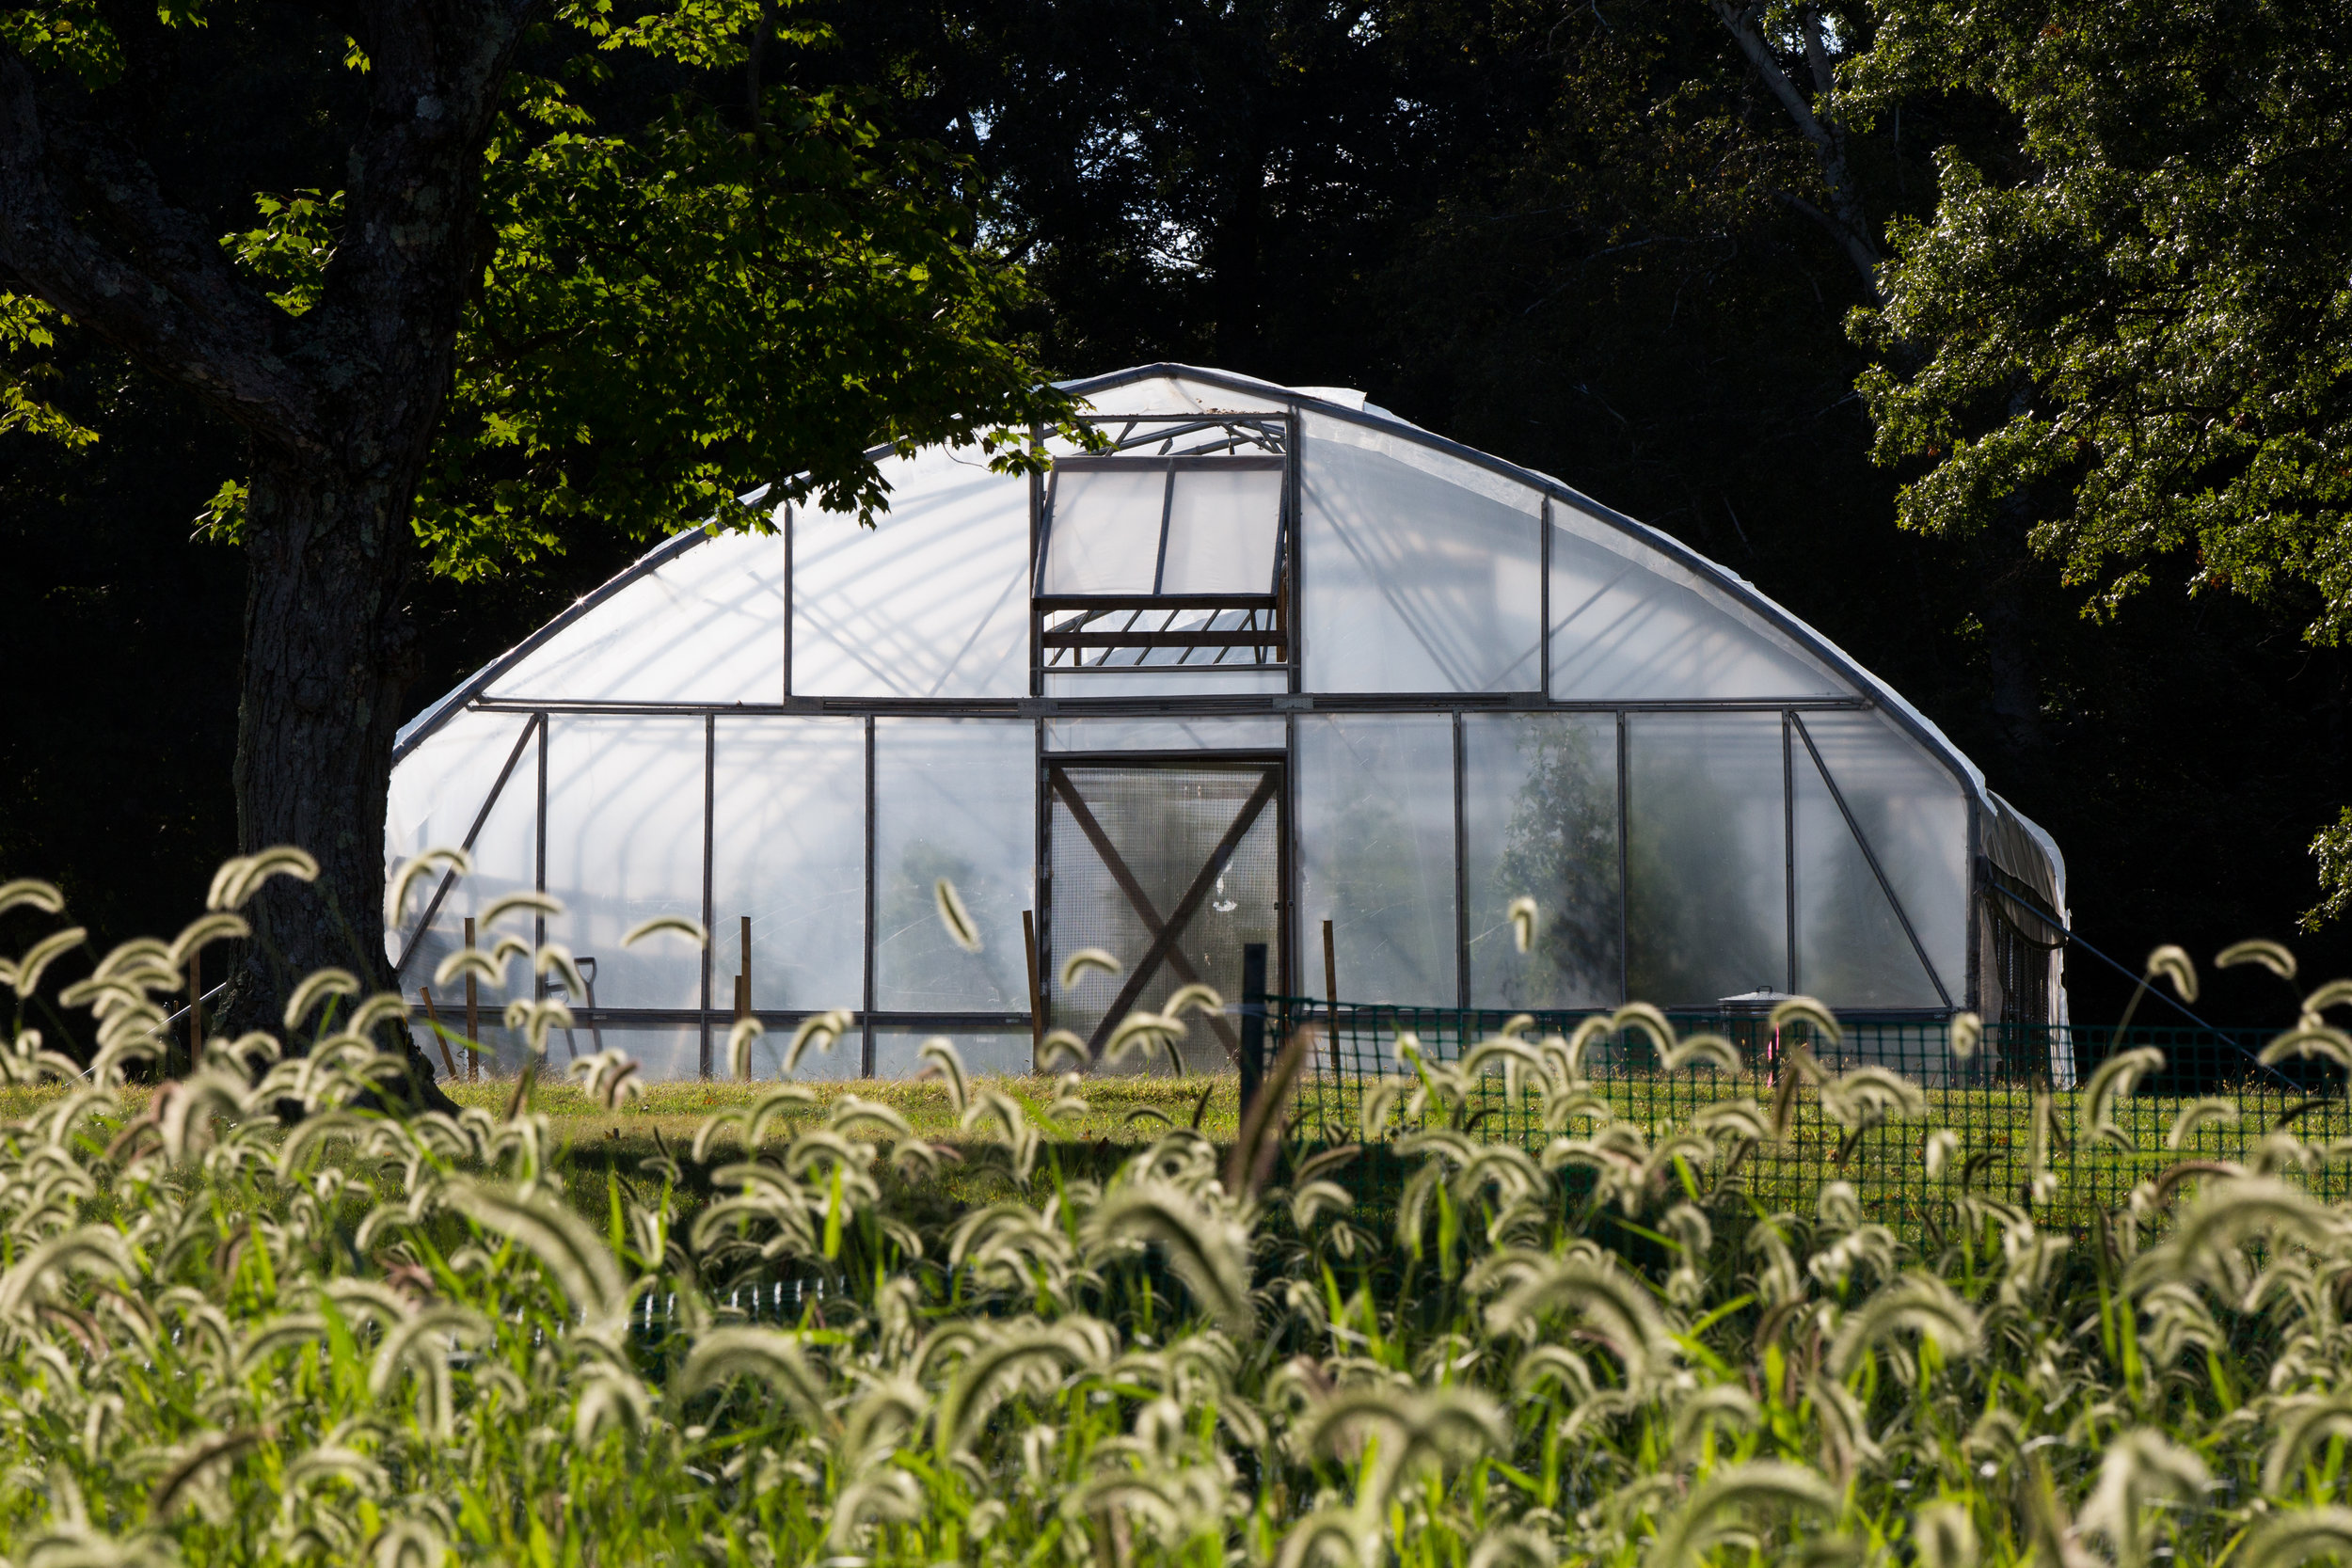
[
  {"x1": 0, "y1": 2, "x2": 537, "y2": 1106},
  {"x1": 232, "y1": 449, "x2": 433, "y2": 1096}
]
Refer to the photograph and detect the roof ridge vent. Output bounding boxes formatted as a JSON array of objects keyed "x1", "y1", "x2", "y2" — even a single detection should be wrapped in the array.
[{"x1": 1289, "y1": 385, "x2": 1366, "y2": 410}]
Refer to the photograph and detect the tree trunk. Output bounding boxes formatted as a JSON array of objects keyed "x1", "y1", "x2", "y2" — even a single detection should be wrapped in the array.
[{"x1": 231, "y1": 443, "x2": 452, "y2": 1110}]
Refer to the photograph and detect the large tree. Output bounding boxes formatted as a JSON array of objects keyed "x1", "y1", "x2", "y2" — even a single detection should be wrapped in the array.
[
  {"x1": 1841, "y1": 0, "x2": 2352, "y2": 921},
  {"x1": 0, "y1": 0, "x2": 1073, "y2": 1069}
]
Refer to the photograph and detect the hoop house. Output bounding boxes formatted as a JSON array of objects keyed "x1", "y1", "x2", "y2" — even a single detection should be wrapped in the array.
[{"x1": 387, "y1": 366, "x2": 2067, "y2": 1083}]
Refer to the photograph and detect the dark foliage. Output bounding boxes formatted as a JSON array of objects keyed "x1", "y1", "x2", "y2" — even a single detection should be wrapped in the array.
[{"x1": 6, "y1": 0, "x2": 2349, "y2": 1022}]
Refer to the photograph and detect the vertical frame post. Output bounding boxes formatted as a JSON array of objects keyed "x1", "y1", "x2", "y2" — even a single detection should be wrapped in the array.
[
  {"x1": 1285, "y1": 407, "x2": 1303, "y2": 695},
  {"x1": 736, "y1": 914, "x2": 753, "y2": 1079},
  {"x1": 1615, "y1": 710, "x2": 1631, "y2": 1006},
  {"x1": 1538, "y1": 497, "x2": 1552, "y2": 699},
  {"x1": 1783, "y1": 710, "x2": 1797, "y2": 996},
  {"x1": 1035, "y1": 715, "x2": 1050, "y2": 1044},
  {"x1": 1028, "y1": 422, "x2": 1044, "y2": 699},
  {"x1": 781, "y1": 503, "x2": 793, "y2": 701},
  {"x1": 1454, "y1": 710, "x2": 1470, "y2": 1012},
  {"x1": 1323, "y1": 917, "x2": 1341, "y2": 1080},
  {"x1": 1022, "y1": 909, "x2": 1044, "y2": 1069},
  {"x1": 700, "y1": 713, "x2": 715, "y2": 1079},
  {"x1": 862, "y1": 715, "x2": 878, "y2": 1077},
  {"x1": 464, "y1": 914, "x2": 480, "y2": 1082},
  {"x1": 533, "y1": 712, "x2": 548, "y2": 985},
  {"x1": 1285, "y1": 707, "x2": 1302, "y2": 1017},
  {"x1": 1239, "y1": 942, "x2": 1268, "y2": 1118}
]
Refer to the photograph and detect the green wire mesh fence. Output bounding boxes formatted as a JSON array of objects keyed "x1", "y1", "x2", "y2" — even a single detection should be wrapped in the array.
[{"x1": 1265, "y1": 995, "x2": 2345, "y2": 1221}]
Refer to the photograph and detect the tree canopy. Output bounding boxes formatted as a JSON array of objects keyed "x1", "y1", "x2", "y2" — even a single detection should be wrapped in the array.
[
  {"x1": 1846, "y1": 0, "x2": 2352, "y2": 920},
  {"x1": 8, "y1": 0, "x2": 2352, "y2": 1022}
]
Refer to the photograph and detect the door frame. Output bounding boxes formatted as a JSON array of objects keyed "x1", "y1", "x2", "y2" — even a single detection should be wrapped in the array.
[{"x1": 1037, "y1": 748, "x2": 1291, "y2": 1060}]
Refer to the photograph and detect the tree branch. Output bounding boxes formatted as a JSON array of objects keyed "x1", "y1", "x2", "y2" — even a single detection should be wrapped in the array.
[
  {"x1": 1708, "y1": 0, "x2": 1883, "y2": 302},
  {"x1": 0, "y1": 53, "x2": 326, "y2": 447}
]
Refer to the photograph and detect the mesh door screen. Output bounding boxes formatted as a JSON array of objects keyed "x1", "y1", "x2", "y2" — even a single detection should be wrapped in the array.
[{"x1": 1048, "y1": 765, "x2": 1281, "y2": 1072}]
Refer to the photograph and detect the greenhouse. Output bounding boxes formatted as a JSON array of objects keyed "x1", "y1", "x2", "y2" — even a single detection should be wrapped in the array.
[{"x1": 385, "y1": 364, "x2": 2068, "y2": 1084}]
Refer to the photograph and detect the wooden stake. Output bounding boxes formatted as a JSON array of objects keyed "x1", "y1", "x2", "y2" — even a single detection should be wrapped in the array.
[
  {"x1": 464, "y1": 915, "x2": 480, "y2": 1083},
  {"x1": 420, "y1": 986, "x2": 460, "y2": 1078},
  {"x1": 1322, "y1": 918, "x2": 1341, "y2": 1079},
  {"x1": 1021, "y1": 910, "x2": 1043, "y2": 1071},
  {"x1": 736, "y1": 915, "x2": 753, "y2": 1080}
]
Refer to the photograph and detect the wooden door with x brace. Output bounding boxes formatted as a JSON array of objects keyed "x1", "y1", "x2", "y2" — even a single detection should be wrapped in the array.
[{"x1": 1043, "y1": 754, "x2": 1285, "y2": 1071}]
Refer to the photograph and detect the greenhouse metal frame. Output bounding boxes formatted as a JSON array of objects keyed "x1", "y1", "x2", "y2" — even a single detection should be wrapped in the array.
[{"x1": 387, "y1": 365, "x2": 2068, "y2": 1084}]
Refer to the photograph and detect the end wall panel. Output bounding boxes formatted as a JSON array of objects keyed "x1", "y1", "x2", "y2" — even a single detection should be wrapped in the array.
[
  {"x1": 792, "y1": 449, "x2": 1031, "y2": 699},
  {"x1": 1462, "y1": 712, "x2": 1621, "y2": 1009},
  {"x1": 1625, "y1": 713, "x2": 1788, "y2": 1006},
  {"x1": 1300, "y1": 420, "x2": 1542, "y2": 693},
  {"x1": 540, "y1": 718, "x2": 708, "y2": 1015},
  {"x1": 709, "y1": 718, "x2": 866, "y2": 1013},
  {"x1": 485, "y1": 531, "x2": 784, "y2": 704},
  {"x1": 1297, "y1": 714, "x2": 1458, "y2": 1004},
  {"x1": 870, "y1": 718, "x2": 1035, "y2": 1009}
]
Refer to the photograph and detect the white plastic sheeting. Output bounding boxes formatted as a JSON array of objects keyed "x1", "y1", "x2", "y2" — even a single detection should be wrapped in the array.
[
  {"x1": 792, "y1": 445, "x2": 1031, "y2": 700},
  {"x1": 711, "y1": 719, "x2": 866, "y2": 1013},
  {"x1": 1549, "y1": 507, "x2": 1843, "y2": 700},
  {"x1": 1463, "y1": 712, "x2": 1620, "y2": 1009},
  {"x1": 1041, "y1": 467, "x2": 1165, "y2": 594},
  {"x1": 1163, "y1": 467, "x2": 1283, "y2": 594},
  {"x1": 383, "y1": 364, "x2": 2048, "y2": 1083},
  {"x1": 541, "y1": 718, "x2": 707, "y2": 1013},
  {"x1": 386, "y1": 708, "x2": 539, "y2": 1066},
  {"x1": 1625, "y1": 713, "x2": 1789, "y2": 1006},
  {"x1": 1044, "y1": 716, "x2": 1288, "y2": 752},
  {"x1": 485, "y1": 529, "x2": 784, "y2": 705},
  {"x1": 1792, "y1": 711, "x2": 1967, "y2": 1009},
  {"x1": 1301, "y1": 414, "x2": 1543, "y2": 693},
  {"x1": 871, "y1": 718, "x2": 1034, "y2": 1010},
  {"x1": 1297, "y1": 714, "x2": 1458, "y2": 1004}
]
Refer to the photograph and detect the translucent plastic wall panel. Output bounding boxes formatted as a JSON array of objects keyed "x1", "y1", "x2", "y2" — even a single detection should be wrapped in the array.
[
  {"x1": 872, "y1": 719, "x2": 1034, "y2": 1010},
  {"x1": 386, "y1": 708, "x2": 529, "y2": 878},
  {"x1": 760, "y1": 1029, "x2": 863, "y2": 1083},
  {"x1": 1793, "y1": 712, "x2": 1966, "y2": 1008},
  {"x1": 485, "y1": 531, "x2": 784, "y2": 704},
  {"x1": 707, "y1": 718, "x2": 865, "y2": 1013},
  {"x1": 1041, "y1": 467, "x2": 1165, "y2": 594},
  {"x1": 385, "y1": 708, "x2": 532, "y2": 973},
  {"x1": 1162, "y1": 467, "x2": 1283, "y2": 594},
  {"x1": 593, "y1": 1025, "x2": 703, "y2": 1085},
  {"x1": 875, "y1": 1029, "x2": 1033, "y2": 1080},
  {"x1": 793, "y1": 446, "x2": 1030, "y2": 699},
  {"x1": 1045, "y1": 716, "x2": 1288, "y2": 752},
  {"x1": 1549, "y1": 511, "x2": 1846, "y2": 700},
  {"x1": 1300, "y1": 416, "x2": 1542, "y2": 692},
  {"x1": 1625, "y1": 714, "x2": 1787, "y2": 1006},
  {"x1": 1044, "y1": 670, "x2": 1288, "y2": 698},
  {"x1": 387, "y1": 712, "x2": 538, "y2": 1065},
  {"x1": 1298, "y1": 714, "x2": 1456, "y2": 1004},
  {"x1": 1464, "y1": 714, "x2": 1620, "y2": 1008},
  {"x1": 542, "y1": 718, "x2": 707, "y2": 1012}
]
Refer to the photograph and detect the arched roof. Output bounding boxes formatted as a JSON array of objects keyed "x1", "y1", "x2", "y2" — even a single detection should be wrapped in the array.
[{"x1": 395, "y1": 362, "x2": 1989, "y2": 820}]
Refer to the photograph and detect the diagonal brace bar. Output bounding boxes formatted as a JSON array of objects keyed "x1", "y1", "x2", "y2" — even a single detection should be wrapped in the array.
[
  {"x1": 1052, "y1": 767, "x2": 1279, "y2": 1063},
  {"x1": 392, "y1": 712, "x2": 543, "y2": 984},
  {"x1": 1789, "y1": 714, "x2": 1953, "y2": 1008}
]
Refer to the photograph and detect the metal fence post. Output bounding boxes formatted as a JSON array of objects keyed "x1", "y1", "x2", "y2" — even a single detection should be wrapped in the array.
[{"x1": 1239, "y1": 942, "x2": 1267, "y2": 1119}]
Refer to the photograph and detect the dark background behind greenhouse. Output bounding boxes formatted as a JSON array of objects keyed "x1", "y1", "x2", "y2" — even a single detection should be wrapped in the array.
[{"x1": 4, "y1": 0, "x2": 2348, "y2": 1030}]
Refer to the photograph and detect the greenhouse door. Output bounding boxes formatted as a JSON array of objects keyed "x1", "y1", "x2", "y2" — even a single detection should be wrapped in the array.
[{"x1": 1045, "y1": 760, "x2": 1285, "y2": 1071}]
